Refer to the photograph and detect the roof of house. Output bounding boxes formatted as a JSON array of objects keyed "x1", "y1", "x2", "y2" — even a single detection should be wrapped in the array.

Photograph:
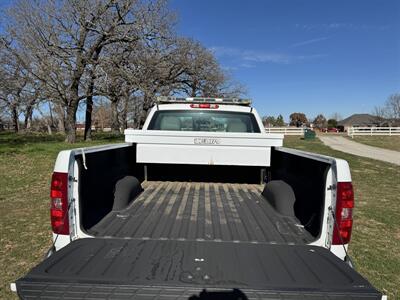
[{"x1": 338, "y1": 114, "x2": 380, "y2": 126}]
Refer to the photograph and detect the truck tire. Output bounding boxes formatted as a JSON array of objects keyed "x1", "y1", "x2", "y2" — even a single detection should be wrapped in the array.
[
  {"x1": 262, "y1": 180, "x2": 296, "y2": 216},
  {"x1": 112, "y1": 176, "x2": 143, "y2": 211}
]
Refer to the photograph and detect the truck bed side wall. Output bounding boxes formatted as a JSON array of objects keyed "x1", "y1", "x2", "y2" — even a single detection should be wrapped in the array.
[
  {"x1": 270, "y1": 148, "x2": 330, "y2": 237},
  {"x1": 75, "y1": 145, "x2": 144, "y2": 230}
]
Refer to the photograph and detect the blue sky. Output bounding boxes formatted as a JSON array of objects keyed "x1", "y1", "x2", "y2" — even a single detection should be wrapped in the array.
[
  {"x1": 170, "y1": 0, "x2": 400, "y2": 120},
  {"x1": 1, "y1": 1, "x2": 399, "y2": 122}
]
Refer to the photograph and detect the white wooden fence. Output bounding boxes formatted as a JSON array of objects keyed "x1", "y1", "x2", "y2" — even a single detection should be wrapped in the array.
[
  {"x1": 265, "y1": 127, "x2": 305, "y2": 135},
  {"x1": 348, "y1": 127, "x2": 400, "y2": 137}
]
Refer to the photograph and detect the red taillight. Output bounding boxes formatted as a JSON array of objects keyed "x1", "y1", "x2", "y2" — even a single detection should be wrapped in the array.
[
  {"x1": 50, "y1": 172, "x2": 69, "y2": 235},
  {"x1": 190, "y1": 103, "x2": 219, "y2": 109},
  {"x1": 332, "y1": 182, "x2": 354, "y2": 245}
]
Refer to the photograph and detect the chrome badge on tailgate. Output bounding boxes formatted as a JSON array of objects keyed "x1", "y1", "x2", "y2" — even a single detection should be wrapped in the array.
[{"x1": 194, "y1": 138, "x2": 221, "y2": 145}]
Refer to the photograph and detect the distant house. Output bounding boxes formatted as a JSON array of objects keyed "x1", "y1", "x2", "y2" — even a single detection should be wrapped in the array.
[
  {"x1": 338, "y1": 114, "x2": 382, "y2": 131},
  {"x1": 76, "y1": 123, "x2": 85, "y2": 131}
]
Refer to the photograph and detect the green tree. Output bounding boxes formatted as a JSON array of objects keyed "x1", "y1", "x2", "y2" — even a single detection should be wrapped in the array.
[
  {"x1": 289, "y1": 112, "x2": 307, "y2": 127},
  {"x1": 327, "y1": 119, "x2": 338, "y2": 128},
  {"x1": 313, "y1": 114, "x2": 327, "y2": 129},
  {"x1": 275, "y1": 114, "x2": 285, "y2": 126},
  {"x1": 262, "y1": 116, "x2": 276, "y2": 127}
]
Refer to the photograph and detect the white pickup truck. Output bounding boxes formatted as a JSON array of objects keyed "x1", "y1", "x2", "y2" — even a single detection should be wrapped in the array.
[{"x1": 14, "y1": 97, "x2": 384, "y2": 299}]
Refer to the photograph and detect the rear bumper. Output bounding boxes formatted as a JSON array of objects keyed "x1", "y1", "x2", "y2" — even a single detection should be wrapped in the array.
[
  {"x1": 330, "y1": 244, "x2": 349, "y2": 261},
  {"x1": 15, "y1": 282, "x2": 383, "y2": 300}
]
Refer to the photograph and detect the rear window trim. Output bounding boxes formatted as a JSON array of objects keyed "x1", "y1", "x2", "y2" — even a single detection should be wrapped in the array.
[{"x1": 147, "y1": 110, "x2": 261, "y2": 133}]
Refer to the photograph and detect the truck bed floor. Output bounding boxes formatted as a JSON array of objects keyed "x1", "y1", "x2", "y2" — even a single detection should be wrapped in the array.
[{"x1": 89, "y1": 181, "x2": 314, "y2": 244}]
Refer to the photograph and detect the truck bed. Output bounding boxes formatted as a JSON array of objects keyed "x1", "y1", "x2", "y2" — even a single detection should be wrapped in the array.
[{"x1": 88, "y1": 181, "x2": 314, "y2": 244}]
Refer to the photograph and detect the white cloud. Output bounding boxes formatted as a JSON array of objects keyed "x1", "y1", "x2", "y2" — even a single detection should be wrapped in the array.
[
  {"x1": 239, "y1": 63, "x2": 256, "y2": 68},
  {"x1": 290, "y1": 37, "x2": 328, "y2": 48},
  {"x1": 210, "y1": 46, "x2": 326, "y2": 66},
  {"x1": 209, "y1": 46, "x2": 239, "y2": 57},
  {"x1": 295, "y1": 23, "x2": 390, "y2": 31},
  {"x1": 210, "y1": 46, "x2": 291, "y2": 64},
  {"x1": 221, "y1": 65, "x2": 238, "y2": 71},
  {"x1": 241, "y1": 51, "x2": 290, "y2": 64},
  {"x1": 297, "y1": 54, "x2": 328, "y2": 60}
]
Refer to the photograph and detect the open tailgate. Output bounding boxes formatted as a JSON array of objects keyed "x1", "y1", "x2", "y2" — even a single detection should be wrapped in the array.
[{"x1": 16, "y1": 238, "x2": 381, "y2": 299}]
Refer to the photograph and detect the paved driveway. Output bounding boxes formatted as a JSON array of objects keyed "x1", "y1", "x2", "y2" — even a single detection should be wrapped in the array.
[{"x1": 318, "y1": 135, "x2": 400, "y2": 166}]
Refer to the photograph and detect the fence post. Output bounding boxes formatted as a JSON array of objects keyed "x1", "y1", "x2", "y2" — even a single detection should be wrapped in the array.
[{"x1": 389, "y1": 127, "x2": 392, "y2": 136}]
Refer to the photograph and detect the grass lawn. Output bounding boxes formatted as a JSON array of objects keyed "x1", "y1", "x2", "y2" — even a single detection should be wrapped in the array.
[
  {"x1": 284, "y1": 136, "x2": 400, "y2": 298},
  {"x1": 346, "y1": 135, "x2": 400, "y2": 152},
  {"x1": 0, "y1": 132, "x2": 124, "y2": 299},
  {"x1": 0, "y1": 132, "x2": 398, "y2": 299}
]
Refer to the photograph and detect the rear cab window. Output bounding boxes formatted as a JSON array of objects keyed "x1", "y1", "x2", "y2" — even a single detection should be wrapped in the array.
[{"x1": 148, "y1": 110, "x2": 261, "y2": 133}]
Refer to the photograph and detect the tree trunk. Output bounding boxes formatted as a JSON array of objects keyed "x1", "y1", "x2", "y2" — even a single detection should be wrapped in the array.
[
  {"x1": 48, "y1": 102, "x2": 54, "y2": 130},
  {"x1": 84, "y1": 60, "x2": 98, "y2": 141},
  {"x1": 190, "y1": 82, "x2": 198, "y2": 97},
  {"x1": 138, "y1": 93, "x2": 153, "y2": 128},
  {"x1": 84, "y1": 96, "x2": 93, "y2": 140},
  {"x1": 110, "y1": 99, "x2": 120, "y2": 134},
  {"x1": 65, "y1": 104, "x2": 78, "y2": 143},
  {"x1": 24, "y1": 97, "x2": 37, "y2": 131},
  {"x1": 12, "y1": 106, "x2": 19, "y2": 133},
  {"x1": 122, "y1": 97, "x2": 128, "y2": 130},
  {"x1": 65, "y1": 36, "x2": 91, "y2": 143},
  {"x1": 55, "y1": 104, "x2": 66, "y2": 134},
  {"x1": 24, "y1": 106, "x2": 33, "y2": 130}
]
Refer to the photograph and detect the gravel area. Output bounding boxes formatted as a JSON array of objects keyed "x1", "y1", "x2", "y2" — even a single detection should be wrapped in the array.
[{"x1": 319, "y1": 135, "x2": 400, "y2": 165}]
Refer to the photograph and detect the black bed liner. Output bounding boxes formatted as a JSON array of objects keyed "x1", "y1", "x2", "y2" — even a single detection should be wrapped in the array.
[
  {"x1": 89, "y1": 181, "x2": 314, "y2": 244},
  {"x1": 17, "y1": 238, "x2": 381, "y2": 300}
]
